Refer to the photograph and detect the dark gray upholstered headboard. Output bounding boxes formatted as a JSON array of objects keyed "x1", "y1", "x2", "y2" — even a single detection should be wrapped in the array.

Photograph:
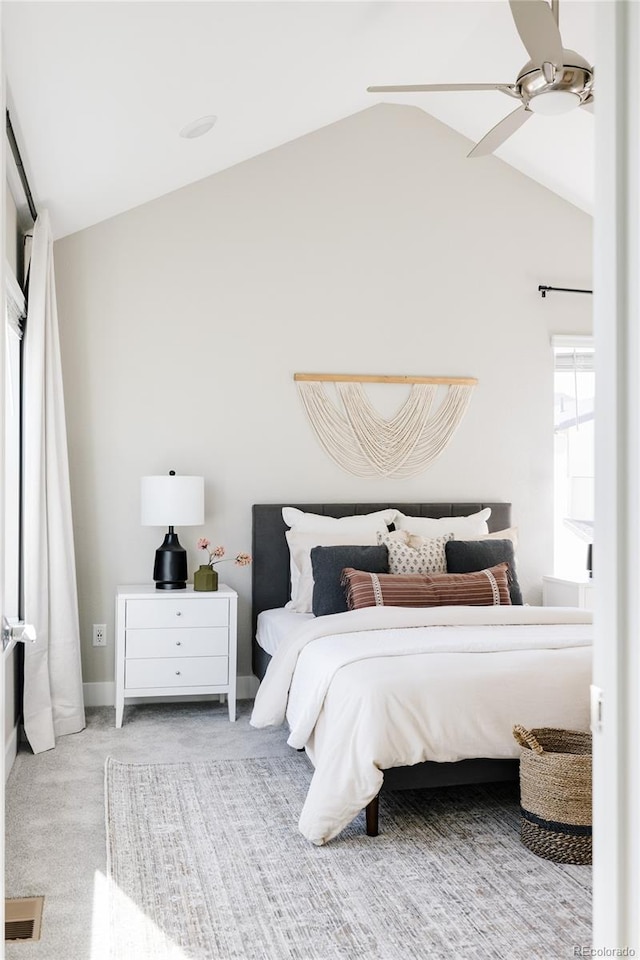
[{"x1": 252, "y1": 502, "x2": 511, "y2": 678}]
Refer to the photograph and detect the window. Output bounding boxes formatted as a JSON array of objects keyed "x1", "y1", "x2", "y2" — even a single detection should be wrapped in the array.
[{"x1": 553, "y1": 335, "x2": 595, "y2": 578}]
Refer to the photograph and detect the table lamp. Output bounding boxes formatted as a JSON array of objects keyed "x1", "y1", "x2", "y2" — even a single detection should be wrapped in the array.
[{"x1": 141, "y1": 471, "x2": 204, "y2": 589}]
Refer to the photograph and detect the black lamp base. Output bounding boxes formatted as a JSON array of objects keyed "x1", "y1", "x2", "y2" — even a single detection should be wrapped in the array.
[{"x1": 153, "y1": 528, "x2": 188, "y2": 590}]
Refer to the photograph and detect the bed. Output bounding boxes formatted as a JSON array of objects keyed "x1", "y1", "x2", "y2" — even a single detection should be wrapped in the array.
[{"x1": 250, "y1": 502, "x2": 592, "y2": 845}]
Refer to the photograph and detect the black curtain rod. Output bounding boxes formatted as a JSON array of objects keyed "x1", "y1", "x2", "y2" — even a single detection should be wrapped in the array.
[
  {"x1": 6, "y1": 110, "x2": 38, "y2": 222},
  {"x1": 538, "y1": 285, "x2": 593, "y2": 298}
]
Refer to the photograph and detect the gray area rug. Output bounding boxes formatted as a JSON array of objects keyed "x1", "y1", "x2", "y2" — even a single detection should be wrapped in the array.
[{"x1": 105, "y1": 755, "x2": 591, "y2": 960}]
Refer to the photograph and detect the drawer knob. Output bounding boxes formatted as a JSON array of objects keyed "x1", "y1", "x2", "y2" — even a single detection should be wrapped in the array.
[
  {"x1": 176, "y1": 611, "x2": 182, "y2": 617},
  {"x1": 176, "y1": 640, "x2": 182, "y2": 646},
  {"x1": 175, "y1": 670, "x2": 181, "y2": 676}
]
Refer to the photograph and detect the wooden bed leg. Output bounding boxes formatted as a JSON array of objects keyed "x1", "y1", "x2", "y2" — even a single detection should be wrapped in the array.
[{"x1": 365, "y1": 795, "x2": 379, "y2": 837}]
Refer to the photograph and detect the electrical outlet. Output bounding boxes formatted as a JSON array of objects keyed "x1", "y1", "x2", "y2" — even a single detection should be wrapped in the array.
[{"x1": 92, "y1": 624, "x2": 107, "y2": 647}]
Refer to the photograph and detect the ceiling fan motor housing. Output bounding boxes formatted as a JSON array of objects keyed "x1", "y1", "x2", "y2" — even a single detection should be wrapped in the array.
[
  {"x1": 517, "y1": 49, "x2": 593, "y2": 108},
  {"x1": 365, "y1": 3, "x2": 595, "y2": 155}
]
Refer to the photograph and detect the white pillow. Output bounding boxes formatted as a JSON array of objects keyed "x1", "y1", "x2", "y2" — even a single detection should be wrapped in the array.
[
  {"x1": 285, "y1": 529, "x2": 379, "y2": 613},
  {"x1": 394, "y1": 507, "x2": 491, "y2": 538},
  {"x1": 282, "y1": 506, "x2": 397, "y2": 533},
  {"x1": 460, "y1": 526, "x2": 519, "y2": 549}
]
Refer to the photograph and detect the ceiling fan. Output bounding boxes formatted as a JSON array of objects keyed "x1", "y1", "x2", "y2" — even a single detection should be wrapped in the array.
[{"x1": 367, "y1": 0, "x2": 594, "y2": 158}]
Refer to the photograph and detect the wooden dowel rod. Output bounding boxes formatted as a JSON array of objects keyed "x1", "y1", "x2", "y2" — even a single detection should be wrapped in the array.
[{"x1": 294, "y1": 373, "x2": 478, "y2": 386}]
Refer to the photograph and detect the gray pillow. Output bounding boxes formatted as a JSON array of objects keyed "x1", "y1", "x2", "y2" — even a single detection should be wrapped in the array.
[
  {"x1": 445, "y1": 539, "x2": 523, "y2": 605},
  {"x1": 311, "y1": 544, "x2": 389, "y2": 616}
]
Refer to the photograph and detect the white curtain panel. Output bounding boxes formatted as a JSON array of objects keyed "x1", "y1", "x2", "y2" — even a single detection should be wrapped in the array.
[{"x1": 23, "y1": 211, "x2": 85, "y2": 753}]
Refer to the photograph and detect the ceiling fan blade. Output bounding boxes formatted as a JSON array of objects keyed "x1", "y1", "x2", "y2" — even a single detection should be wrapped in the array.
[
  {"x1": 509, "y1": 0, "x2": 564, "y2": 68},
  {"x1": 581, "y1": 95, "x2": 594, "y2": 113},
  {"x1": 467, "y1": 105, "x2": 533, "y2": 158},
  {"x1": 367, "y1": 83, "x2": 515, "y2": 94}
]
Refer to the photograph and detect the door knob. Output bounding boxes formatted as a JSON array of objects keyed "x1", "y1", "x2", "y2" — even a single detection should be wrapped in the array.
[{"x1": 2, "y1": 617, "x2": 37, "y2": 652}]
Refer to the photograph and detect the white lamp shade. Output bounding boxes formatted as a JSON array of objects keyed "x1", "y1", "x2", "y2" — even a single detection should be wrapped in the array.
[{"x1": 141, "y1": 475, "x2": 204, "y2": 527}]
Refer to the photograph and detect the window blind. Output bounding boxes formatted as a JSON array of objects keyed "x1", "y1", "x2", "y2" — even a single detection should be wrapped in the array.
[
  {"x1": 6, "y1": 266, "x2": 25, "y2": 339},
  {"x1": 552, "y1": 335, "x2": 594, "y2": 372}
]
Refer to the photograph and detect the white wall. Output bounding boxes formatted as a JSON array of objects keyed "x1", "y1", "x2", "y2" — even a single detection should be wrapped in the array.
[{"x1": 53, "y1": 104, "x2": 593, "y2": 687}]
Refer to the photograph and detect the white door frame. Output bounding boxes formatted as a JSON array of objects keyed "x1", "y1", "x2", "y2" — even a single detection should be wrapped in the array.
[
  {"x1": 1, "y1": 0, "x2": 8, "y2": 920},
  {"x1": 593, "y1": 1, "x2": 640, "y2": 949}
]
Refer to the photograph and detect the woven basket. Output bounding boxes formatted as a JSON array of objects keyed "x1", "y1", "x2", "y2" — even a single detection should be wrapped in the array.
[{"x1": 513, "y1": 725, "x2": 592, "y2": 865}]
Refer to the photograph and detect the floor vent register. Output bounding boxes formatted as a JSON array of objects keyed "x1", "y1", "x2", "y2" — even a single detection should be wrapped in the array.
[{"x1": 5, "y1": 897, "x2": 44, "y2": 942}]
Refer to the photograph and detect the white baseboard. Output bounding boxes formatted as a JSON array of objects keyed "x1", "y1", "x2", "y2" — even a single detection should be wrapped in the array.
[
  {"x1": 238, "y1": 675, "x2": 260, "y2": 699},
  {"x1": 83, "y1": 675, "x2": 259, "y2": 708},
  {"x1": 5, "y1": 723, "x2": 18, "y2": 782},
  {"x1": 83, "y1": 681, "x2": 115, "y2": 707}
]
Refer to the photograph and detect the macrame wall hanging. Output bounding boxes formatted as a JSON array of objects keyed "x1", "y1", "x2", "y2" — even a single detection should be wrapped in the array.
[{"x1": 294, "y1": 373, "x2": 478, "y2": 479}]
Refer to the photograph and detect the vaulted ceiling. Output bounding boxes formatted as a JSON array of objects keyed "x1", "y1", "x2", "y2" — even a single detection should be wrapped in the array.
[{"x1": 4, "y1": 1, "x2": 595, "y2": 239}]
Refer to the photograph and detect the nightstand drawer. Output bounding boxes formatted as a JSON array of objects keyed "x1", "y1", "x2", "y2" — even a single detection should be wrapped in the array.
[
  {"x1": 126, "y1": 597, "x2": 229, "y2": 629},
  {"x1": 125, "y1": 656, "x2": 228, "y2": 689},
  {"x1": 125, "y1": 627, "x2": 228, "y2": 659}
]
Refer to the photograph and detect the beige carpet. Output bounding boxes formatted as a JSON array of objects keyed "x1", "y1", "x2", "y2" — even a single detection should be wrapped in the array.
[{"x1": 105, "y1": 755, "x2": 591, "y2": 960}]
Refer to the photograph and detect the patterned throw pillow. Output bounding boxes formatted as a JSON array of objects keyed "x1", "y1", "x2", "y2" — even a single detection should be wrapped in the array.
[
  {"x1": 376, "y1": 530, "x2": 452, "y2": 575},
  {"x1": 342, "y1": 563, "x2": 512, "y2": 610}
]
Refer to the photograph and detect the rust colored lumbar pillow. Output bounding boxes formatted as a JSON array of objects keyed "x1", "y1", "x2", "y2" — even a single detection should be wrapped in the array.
[{"x1": 342, "y1": 563, "x2": 512, "y2": 610}]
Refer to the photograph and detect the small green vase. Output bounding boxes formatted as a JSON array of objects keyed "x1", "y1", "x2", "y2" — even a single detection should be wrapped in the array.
[{"x1": 194, "y1": 565, "x2": 218, "y2": 591}]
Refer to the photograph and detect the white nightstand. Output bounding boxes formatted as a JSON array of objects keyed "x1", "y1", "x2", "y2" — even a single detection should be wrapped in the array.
[
  {"x1": 542, "y1": 576, "x2": 593, "y2": 610},
  {"x1": 115, "y1": 584, "x2": 238, "y2": 727}
]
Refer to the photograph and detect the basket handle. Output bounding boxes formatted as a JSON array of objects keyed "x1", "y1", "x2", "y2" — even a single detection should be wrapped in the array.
[{"x1": 513, "y1": 724, "x2": 544, "y2": 754}]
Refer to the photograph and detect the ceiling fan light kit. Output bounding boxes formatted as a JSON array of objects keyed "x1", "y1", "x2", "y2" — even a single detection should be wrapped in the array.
[
  {"x1": 367, "y1": 0, "x2": 594, "y2": 157},
  {"x1": 528, "y1": 89, "x2": 581, "y2": 115}
]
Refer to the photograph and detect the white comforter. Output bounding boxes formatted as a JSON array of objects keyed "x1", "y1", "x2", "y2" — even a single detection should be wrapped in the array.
[{"x1": 250, "y1": 605, "x2": 593, "y2": 845}]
